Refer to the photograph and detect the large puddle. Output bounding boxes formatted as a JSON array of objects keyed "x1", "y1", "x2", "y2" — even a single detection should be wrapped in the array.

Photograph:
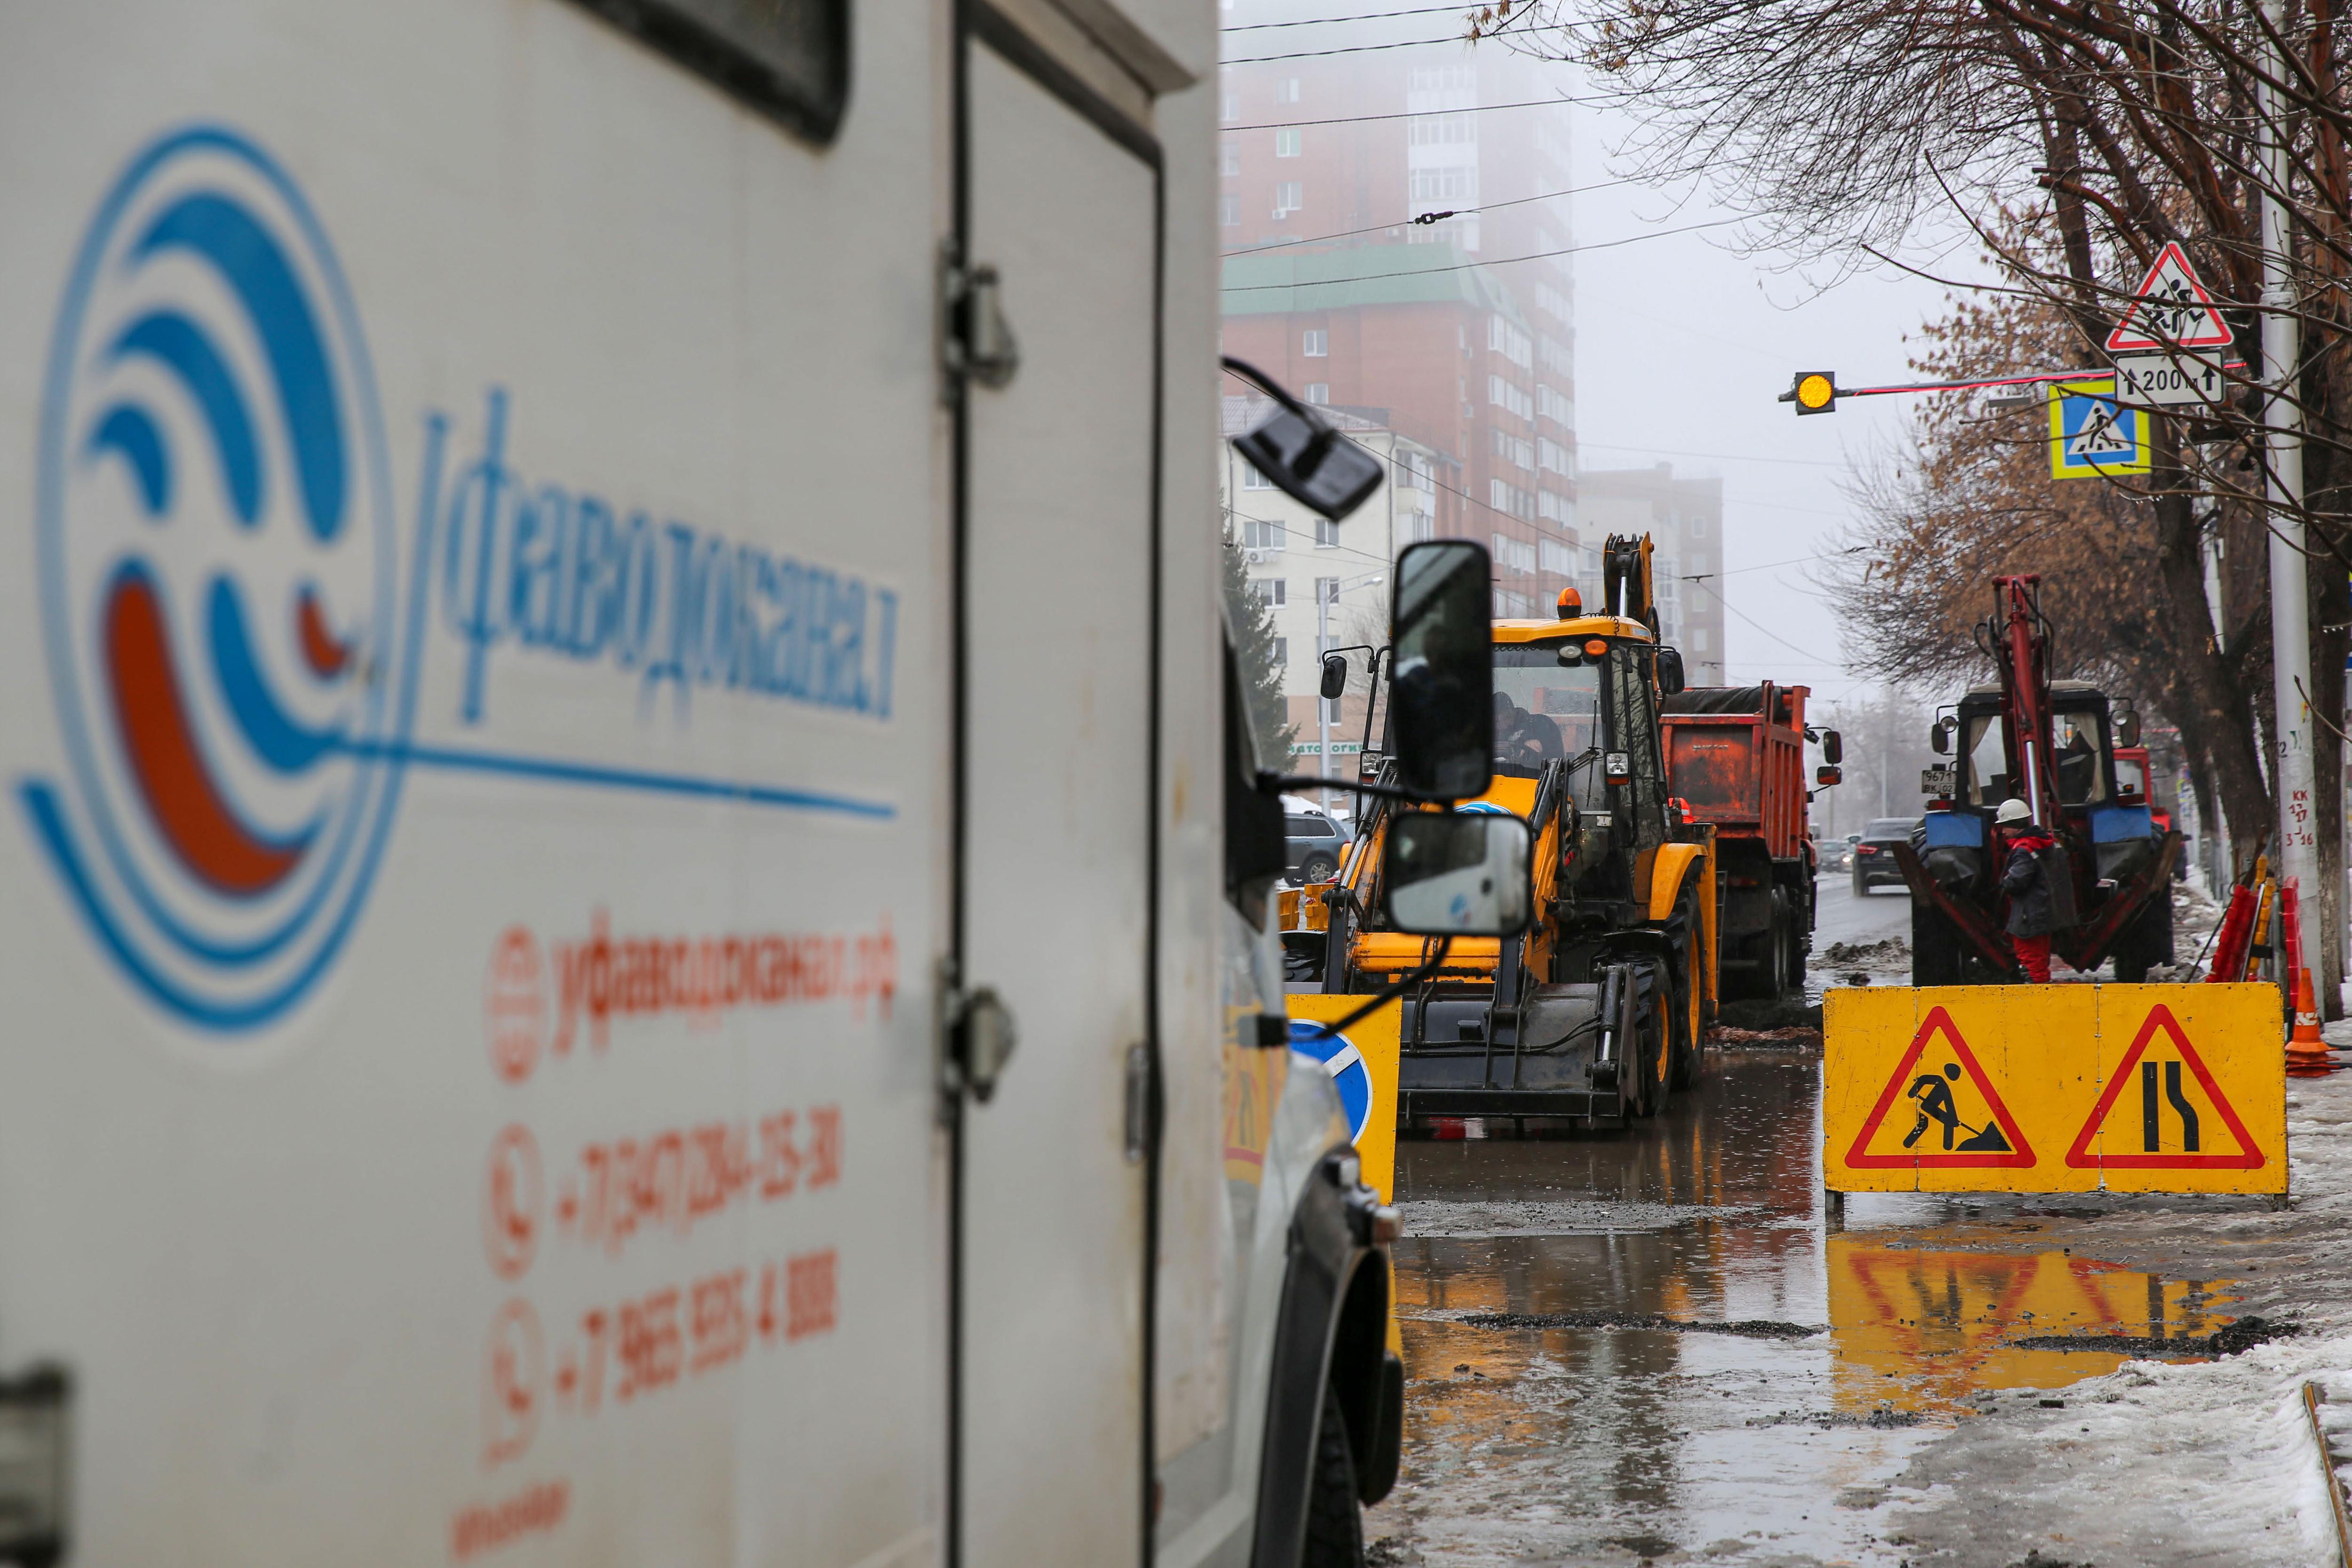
[{"x1": 1375, "y1": 1048, "x2": 2241, "y2": 1564}]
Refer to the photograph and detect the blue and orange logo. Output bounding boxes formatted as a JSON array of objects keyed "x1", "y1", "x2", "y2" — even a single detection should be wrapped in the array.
[{"x1": 21, "y1": 127, "x2": 408, "y2": 1030}]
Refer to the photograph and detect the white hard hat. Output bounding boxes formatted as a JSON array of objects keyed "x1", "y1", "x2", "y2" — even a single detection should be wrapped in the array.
[{"x1": 1995, "y1": 797, "x2": 2032, "y2": 825}]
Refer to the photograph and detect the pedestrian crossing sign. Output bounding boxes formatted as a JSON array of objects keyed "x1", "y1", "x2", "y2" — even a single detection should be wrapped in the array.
[{"x1": 2050, "y1": 377, "x2": 2150, "y2": 478}]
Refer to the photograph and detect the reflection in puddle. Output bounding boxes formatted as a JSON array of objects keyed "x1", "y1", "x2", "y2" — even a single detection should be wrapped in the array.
[
  {"x1": 1827, "y1": 1238, "x2": 2237, "y2": 1413},
  {"x1": 1375, "y1": 1049, "x2": 2243, "y2": 1563}
]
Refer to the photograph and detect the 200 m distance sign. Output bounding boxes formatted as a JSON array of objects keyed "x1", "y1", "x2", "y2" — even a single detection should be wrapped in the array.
[{"x1": 1823, "y1": 984, "x2": 2284, "y2": 1195}]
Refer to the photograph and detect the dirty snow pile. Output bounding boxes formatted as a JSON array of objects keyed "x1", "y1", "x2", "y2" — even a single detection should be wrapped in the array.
[{"x1": 1890, "y1": 1070, "x2": 2352, "y2": 1567}]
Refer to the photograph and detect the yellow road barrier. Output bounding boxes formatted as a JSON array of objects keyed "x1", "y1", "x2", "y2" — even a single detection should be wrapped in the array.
[{"x1": 1823, "y1": 984, "x2": 2284, "y2": 1196}]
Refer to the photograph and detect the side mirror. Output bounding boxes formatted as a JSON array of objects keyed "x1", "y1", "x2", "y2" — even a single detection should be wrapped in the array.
[
  {"x1": 1388, "y1": 540, "x2": 1494, "y2": 799},
  {"x1": 1655, "y1": 646, "x2": 1686, "y2": 695},
  {"x1": 1929, "y1": 716, "x2": 1955, "y2": 756},
  {"x1": 1816, "y1": 765, "x2": 1843, "y2": 787},
  {"x1": 1821, "y1": 729, "x2": 1843, "y2": 765},
  {"x1": 1319, "y1": 653, "x2": 1349, "y2": 702},
  {"x1": 2115, "y1": 708, "x2": 2142, "y2": 747},
  {"x1": 1383, "y1": 812, "x2": 1533, "y2": 937},
  {"x1": 1225, "y1": 358, "x2": 1384, "y2": 520}
]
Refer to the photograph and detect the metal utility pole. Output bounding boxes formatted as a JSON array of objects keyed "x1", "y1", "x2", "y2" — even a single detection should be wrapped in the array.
[
  {"x1": 2259, "y1": 0, "x2": 2319, "y2": 908},
  {"x1": 1317, "y1": 581, "x2": 1333, "y2": 814}
]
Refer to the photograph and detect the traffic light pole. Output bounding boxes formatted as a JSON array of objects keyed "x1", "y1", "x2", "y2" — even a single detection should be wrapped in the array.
[{"x1": 2259, "y1": 0, "x2": 2321, "y2": 933}]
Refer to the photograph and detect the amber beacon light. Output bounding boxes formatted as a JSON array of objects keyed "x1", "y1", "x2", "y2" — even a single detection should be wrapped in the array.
[{"x1": 1782, "y1": 371, "x2": 1839, "y2": 414}]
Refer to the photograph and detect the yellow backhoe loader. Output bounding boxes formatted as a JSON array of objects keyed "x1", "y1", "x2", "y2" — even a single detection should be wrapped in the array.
[{"x1": 1287, "y1": 534, "x2": 1718, "y2": 1125}]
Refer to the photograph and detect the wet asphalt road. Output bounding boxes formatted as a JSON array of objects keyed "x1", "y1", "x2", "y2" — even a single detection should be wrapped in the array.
[
  {"x1": 1362, "y1": 1045, "x2": 2247, "y2": 1567},
  {"x1": 1810, "y1": 875, "x2": 1914, "y2": 955}
]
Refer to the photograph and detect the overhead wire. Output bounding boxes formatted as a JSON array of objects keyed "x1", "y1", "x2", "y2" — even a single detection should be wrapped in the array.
[
  {"x1": 1223, "y1": 216, "x2": 1748, "y2": 291},
  {"x1": 1221, "y1": 3, "x2": 1483, "y2": 30}
]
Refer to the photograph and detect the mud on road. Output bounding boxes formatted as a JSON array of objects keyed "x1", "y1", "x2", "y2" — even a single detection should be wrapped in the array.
[{"x1": 1363, "y1": 1043, "x2": 2352, "y2": 1568}]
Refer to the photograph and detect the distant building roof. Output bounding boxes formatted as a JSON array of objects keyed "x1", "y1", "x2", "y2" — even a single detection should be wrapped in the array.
[{"x1": 1220, "y1": 241, "x2": 1531, "y2": 321}]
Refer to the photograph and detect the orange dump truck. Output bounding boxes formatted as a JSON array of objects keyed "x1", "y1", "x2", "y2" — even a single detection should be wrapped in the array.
[{"x1": 1660, "y1": 683, "x2": 1836, "y2": 998}]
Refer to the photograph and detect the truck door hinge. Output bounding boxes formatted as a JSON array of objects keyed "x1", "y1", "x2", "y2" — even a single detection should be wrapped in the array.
[
  {"x1": 1123, "y1": 1041, "x2": 1156, "y2": 1165},
  {"x1": 940, "y1": 245, "x2": 1019, "y2": 396},
  {"x1": 941, "y1": 969, "x2": 1018, "y2": 1113}
]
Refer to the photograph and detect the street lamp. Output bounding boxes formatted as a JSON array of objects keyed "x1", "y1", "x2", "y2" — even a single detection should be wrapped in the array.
[{"x1": 1317, "y1": 569, "x2": 1388, "y2": 813}]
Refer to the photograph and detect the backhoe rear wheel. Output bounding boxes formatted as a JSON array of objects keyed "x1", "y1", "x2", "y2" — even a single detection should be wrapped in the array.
[{"x1": 1669, "y1": 894, "x2": 1705, "y2": 1093}]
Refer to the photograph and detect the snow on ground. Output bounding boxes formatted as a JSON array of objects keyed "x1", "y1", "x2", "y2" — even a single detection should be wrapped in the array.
[{"x1": 1883, "y1": 1068, "x2": 2352, "y2": 1567}]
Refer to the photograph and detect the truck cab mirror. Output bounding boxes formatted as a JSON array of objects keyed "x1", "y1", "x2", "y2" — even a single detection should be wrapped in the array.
[
  {"x1": 1383, "y1": 812, "x2": 1532, "y2": 937},
  {"x1": 1388, "y1": 541, "x2": 1494, "y2": 799},
  {"x1": 2115, "y1": 707, "x2": 2141, "y2": 747},
  {"x1": 1821, "y1": 728, "x2": 1843, "y2": 765},
  {"x1": 1319, "y1": 653, "x2": 1349, "y2": 702},
  {"x1": 1929, "y1": 717, "x2": 1953, "y2": 755},
  {"x1": 1816, "y1": 765, "x2": 1843, "y2": 787},
  {"x1": 1224, "y1": 358, "x2": 1383, "y2": 520},
  {"x1": 1655, "y1": 646, "x2": 1686, "y2": 695}
]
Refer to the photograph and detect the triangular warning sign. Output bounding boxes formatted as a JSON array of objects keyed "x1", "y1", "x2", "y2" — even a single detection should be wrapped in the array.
[
  {"x1": 1844, "y1": 1007, "x2": 2038, "y2": 1168},
  {"x1": 2064, "y1": 1004, "x2": 2265, "y2": 1170},
  {"x1": 2106, "y1": 242, "x2": 2234, "y2": 352}
]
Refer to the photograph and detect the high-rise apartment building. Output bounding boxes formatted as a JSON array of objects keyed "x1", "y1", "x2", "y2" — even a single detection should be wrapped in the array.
[
  {"x1": 1576, "y1": 464, "x2": 1728, "y2": 683},
  {"x1": 1217, "y1": 23, "x2": 1577, "y2": 619}
]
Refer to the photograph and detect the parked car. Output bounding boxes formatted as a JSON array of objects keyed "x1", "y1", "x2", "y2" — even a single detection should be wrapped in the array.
[
  {"x1": 1284, "y1": 798, "x2": 1354, "y2": 883},
  {"x1": 1851, "y1": 818, "x2": 1921, "y2": 894}
]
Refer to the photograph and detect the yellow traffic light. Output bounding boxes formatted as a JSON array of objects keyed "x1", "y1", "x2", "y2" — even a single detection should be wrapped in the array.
[{"x1": 1788, "y1": 371, "x2": 1838, "y2": 414}]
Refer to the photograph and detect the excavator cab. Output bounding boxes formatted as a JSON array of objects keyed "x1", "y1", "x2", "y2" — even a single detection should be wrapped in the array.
[{"x1": 1904, "y1": 578, "x2": 2180, "y2": 984}]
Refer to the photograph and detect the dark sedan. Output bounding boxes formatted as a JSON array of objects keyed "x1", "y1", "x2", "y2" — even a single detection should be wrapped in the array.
[{"x1": 1851, "y1": 817, "x2": 1921, "y2": 894}]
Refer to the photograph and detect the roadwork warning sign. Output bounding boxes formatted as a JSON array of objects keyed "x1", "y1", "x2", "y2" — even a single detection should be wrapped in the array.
[{"x1": 1823, "y1": 985, "x2": 2284, "y2": 1195}]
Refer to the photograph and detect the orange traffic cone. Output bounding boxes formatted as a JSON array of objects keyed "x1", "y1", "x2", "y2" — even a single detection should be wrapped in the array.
[{"x1": 2288, "y1": 964, "x2": 2336, "y2": 1077}]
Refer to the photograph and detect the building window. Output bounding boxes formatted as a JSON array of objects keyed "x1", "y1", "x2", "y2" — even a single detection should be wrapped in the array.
[
  {"x1": 1486, "y1": 375, "x2": 1532, "y2": 420},
  {"x1": 1692, "y1": 629, "x2": 1709, "y2": 653},
  {"x1": 1537, "y1": 384, "x2": 1572, "y2": 424},
  {"x1": 1218, "y1": 194, "x2": 1239, "y2": 226},
  {"x1": 1314, "y1": 576, "x2": 1340, "y2": 607},
  {"x1": 1275, "y1": 127, "x2": 1302, "y2": 157},
  {"x1": 1406, "y1": 110, "x2": 1475, "y2": 144},
  {"x1": 1242, "y1": 516, "x2": 1285, "y2": 550},
  {"x1": 1536, "y1": 283, "x2": 1572, "y2": 320},
  {"x1": 1220, "y1": 91, "x2": 1239, "y2": 122},
  {"x1": 1540, "y1": 538, "x2": 1576, "y2": 576},
  {"x1": 1322, "y1": 694, "x2": 1344, "y2": 723},
  {"x1": 1303, "y1": 383, "x2": 1328, "y2": 404},
  {"x1": 1273, "y1": 181, "x2": 1302, "y2": 216},
  {"x1": 1493, "y1": 589, "x2": 1531, "y2": 618},
  {"x1": 1272, "y1": 637, "x2": 1289, "y2": 664},
  {"x1": 1486, "y1": 315, "x2": 1533, "y2": 368},
  {"x1": 1538, "y1": 490, "x2": 1572, "y2": 526},
  {"x1": 1410, "y1": 166, "x2": 1478, "y2": 204},
  {"x1": 1314, "y1": 517, "x2": 1340, "y2": 548},
  {"x1": 1241, "y1": 461, "x2": 1274, "y2": 491},
  {"x1": 1690, "y1": 516, "x2": 1708, "y2": 538},
  {"x1": 1220, "y1": 141, "x2": 1240, "y2": 176},
  {"x1": 1277, "y1": 77, "x2": 1302, "y2": 103},
  {"x1": 1303, "y1": 328, "x2": 1327, "y2": 357},
  {"x1": 1250, "y1": 577, "x2": 1287, "y2": 607}
]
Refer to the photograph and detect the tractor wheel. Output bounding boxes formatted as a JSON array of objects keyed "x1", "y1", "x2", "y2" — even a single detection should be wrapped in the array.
[
  {"x1": 1911, "y1": 896, "x2": 1964, "y2": 987},
  {"x1": 1632, "y1": 958, "x2": 1673, "y2": 1116},
  {"x1": 1669, "y1": 892, "x2": 1707, "y2": 1092}
]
